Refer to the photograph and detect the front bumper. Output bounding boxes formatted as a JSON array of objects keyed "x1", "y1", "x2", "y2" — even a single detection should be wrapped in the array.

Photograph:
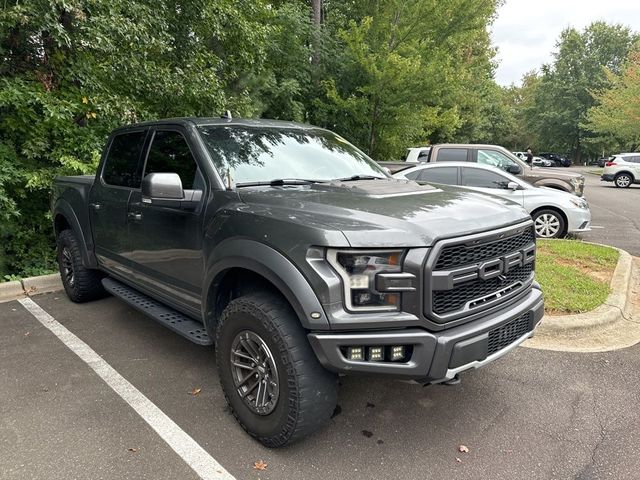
[
  {"x1": 308, "y1": 286, "x2": 544, "y2": 383},
  {"x1": 566, "y1": 207, "x2": 592, "y2": 234},
  {"x1": 601, "y1": 174, "x2": 615, "y2": 182}
]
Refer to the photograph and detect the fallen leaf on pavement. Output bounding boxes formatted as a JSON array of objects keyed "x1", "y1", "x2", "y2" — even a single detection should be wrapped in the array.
[
  {"x1": 456, "y1": 457, "x2": 462, "y2": 463},
  {"x1": 253, "y1": 460, "x2": 268, "y2": 470},
  {"x1": 25, "y1": 332, "x2": 30, "y2": 336},
  {"x1": 189, "y1": 388, "x2": 202, "y2": 396},
  {"x1": 128, "y1": 448, "x2": 139, "y2": 453},
  {"x1": 458, "y1": 445, "x2": 470, "y2": 453}
]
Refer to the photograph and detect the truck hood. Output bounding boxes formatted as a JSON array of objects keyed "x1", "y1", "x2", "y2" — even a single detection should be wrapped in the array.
[{"x1": 237, "y1": 179, "x2": 530, "y2": 247}]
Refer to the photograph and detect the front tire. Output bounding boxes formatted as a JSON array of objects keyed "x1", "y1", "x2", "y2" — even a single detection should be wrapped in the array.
[
  {"x1": 215, "y1": 292, "x2": 338, "y2": 447},
  {"x1": 57, "y1": 229, "x2": 105, "y2": 302},
  {"x1": 532, "y1": 209, "x2": 566, "y2": 238},
  {"x1": 614, "y1": 173, "x2": 633, "y2": 188}
]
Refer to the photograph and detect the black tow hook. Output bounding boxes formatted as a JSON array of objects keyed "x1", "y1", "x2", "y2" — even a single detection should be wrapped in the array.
[{"x1": 442, "y1": 374, "x2": 461, "y2": 386}]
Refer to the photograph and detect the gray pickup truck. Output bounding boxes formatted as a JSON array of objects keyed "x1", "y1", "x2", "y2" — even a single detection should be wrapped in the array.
[
  {"x1": 51, "y1": 118, "x2": 544, "y2": 447},
  {"x1": 381, "y1": 143, "x2": 585, "y2": 196}
]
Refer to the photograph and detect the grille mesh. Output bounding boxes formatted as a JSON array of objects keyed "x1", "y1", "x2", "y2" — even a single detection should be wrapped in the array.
[
  {"x1": 435, "y1": 228, "x2": 535, "y2": 270},
  {"x1": 432, "y1": 264, "x2": 533, "y2": 314},
  {"x1": 487, "y1": 313, "x2": 531, "y2": 355}
]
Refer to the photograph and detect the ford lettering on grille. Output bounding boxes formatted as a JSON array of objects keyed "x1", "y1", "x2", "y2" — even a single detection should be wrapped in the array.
[
  {"x1": 432, "y1": 244, "x2": 535, "y2": 291},
  {"x1": 426, "y1": 226, "x2": 536, "y2": 322}
]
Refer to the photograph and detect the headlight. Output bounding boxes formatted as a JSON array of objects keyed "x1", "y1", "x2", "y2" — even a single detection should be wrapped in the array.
[
  {"x1": 327, "y1": 250, "x2": 404, "y2": 311},
  {"x1": 569, "y1": 197, "x2": 588, "y2": 209}
]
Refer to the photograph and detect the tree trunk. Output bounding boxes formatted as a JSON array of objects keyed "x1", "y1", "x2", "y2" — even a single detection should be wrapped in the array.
[{"x1": 310, "y1": 0, "x2": 322, "y2": 66}]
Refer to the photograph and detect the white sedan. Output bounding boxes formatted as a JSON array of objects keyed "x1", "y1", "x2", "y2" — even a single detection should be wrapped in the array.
[{"x1": 394, "y1": 162, "x2": 591, "y2": 238}]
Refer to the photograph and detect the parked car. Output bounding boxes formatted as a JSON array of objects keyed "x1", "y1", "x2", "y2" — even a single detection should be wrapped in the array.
[
  {"x1": 51, "y1": 117, "x2": 543, "y2": 446},
  {"x1": 394, "y1": 162, "x2": 591, "y2": 238},
  {"x1": 405, "y1": 146, "x2": 431, "y2": 162},
  {"x1": 532, "y1": 156, "x2": 554, "y2": 167},
  {"x1": 420, "y1": 144, "x2": 585, "y2": 196},
  {"x1": 539, "y1": 152, "x2": 571, "y2": 168},
  {"x1": 601, "y1": 153, "x2": 640, "y2": 188}
]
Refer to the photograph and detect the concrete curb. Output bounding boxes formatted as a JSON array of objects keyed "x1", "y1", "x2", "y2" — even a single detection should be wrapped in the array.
[
  {"x1": 525, "y1": 245, "x2": 639, "y2": 352},
  {"x1": 0, "y1": 273, "x2": 63, "y2": 304},
  {"x1": 22, "y1": 273, "x2": 64, "y2": 297},
  {"x1": 0, "y1": 280, "x2": 25, "y2": 303}
]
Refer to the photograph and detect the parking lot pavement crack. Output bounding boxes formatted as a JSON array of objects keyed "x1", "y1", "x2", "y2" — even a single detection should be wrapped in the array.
[{"x1": 575, "y1": 389, "x2": 607, "y2": 480}]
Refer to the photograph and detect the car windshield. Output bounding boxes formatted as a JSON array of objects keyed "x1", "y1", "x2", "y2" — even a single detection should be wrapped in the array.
[{"x1": 197, "y1": 125, "x2": 388, "y2": 186}]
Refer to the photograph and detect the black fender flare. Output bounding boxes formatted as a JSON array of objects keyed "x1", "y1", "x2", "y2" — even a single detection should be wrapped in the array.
[
  {"x1": 52, "y1": 199, "x2": 98, "y2": 268},
  {"x1": 203, "y1": 239, "x2": 329, "y2": 331}
]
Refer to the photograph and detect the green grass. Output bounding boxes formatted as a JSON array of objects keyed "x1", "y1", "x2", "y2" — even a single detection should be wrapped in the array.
[
  {"x1": 588, "y1": 168, "x2": 604, "y2": 176},
  {"x1": 536, "y1": 239, "x2": 619, "y2": 314}
]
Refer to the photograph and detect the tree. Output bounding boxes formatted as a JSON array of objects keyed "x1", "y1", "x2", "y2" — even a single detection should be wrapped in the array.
[
  {"x1": 530, "y1": 22, "x2": 638, "y2": 161},
  {"x1": 585, "y1": 46, "x2": 640, "y2": 150},
  {"x1": 313, "y1": 0, "x2": 500, "y2": 160}
]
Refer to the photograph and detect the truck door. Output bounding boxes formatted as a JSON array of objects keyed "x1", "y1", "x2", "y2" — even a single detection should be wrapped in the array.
[
  {"x1": 127, "y1": 128, "x2": 206, "y2": 314},
  {"x1": 89, "y1": 129, "x2": 148, "y2": 278}
]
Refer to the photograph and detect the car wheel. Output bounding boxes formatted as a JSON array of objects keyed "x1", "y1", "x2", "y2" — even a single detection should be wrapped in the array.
[
  {"x1": 215, "y1": 292, "x2": 338, "y2": 448},
  {"x1": 614, "y1": 173, "x2": 633, "y2": 188},
  {"x1": 57, "y1": 229, "x2": 106, "y2": 302},
  {"x1": 532, "y1": 210, "x2": 566, "y2": 238}
]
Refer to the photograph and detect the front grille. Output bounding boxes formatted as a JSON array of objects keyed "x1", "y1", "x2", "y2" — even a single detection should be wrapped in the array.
[
  {"x1": 426, "y1": 226, "x2": 536, "y2": 321},
  {"x1": 487, "y1": 313, "x2": 531, "y2": 355},
  {"x1": 432, "y1": 264, "x2": 533, "y2": 314},
  {"x1": 435, "y1": 228, "x2": 535, "y2": 270}
]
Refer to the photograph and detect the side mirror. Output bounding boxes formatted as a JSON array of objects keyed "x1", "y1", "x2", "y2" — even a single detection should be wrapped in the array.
[
  {"x1": 507, "y1": 164, "x2": 522, "y2": 175},
  {"x1": 142, "y1": 173, "x2": 184, "y2": 200},
  {"x1": 507, "y1": 181, "x2": 520, "y2": 191}
]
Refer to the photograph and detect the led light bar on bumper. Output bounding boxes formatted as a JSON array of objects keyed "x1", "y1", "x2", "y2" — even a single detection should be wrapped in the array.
[{"x1": 327, "y1": 249, "x2": 415, "y2": 311}]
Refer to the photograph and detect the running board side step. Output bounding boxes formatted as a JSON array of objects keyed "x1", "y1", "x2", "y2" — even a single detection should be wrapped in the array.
[{"x1": 102, "y1": 278, "x2": 213, "y2": 346}]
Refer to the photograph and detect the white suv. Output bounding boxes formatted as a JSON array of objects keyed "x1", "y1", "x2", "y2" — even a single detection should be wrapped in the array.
[{"x1": 601, "y1": 153, "x2": 640, "y2": 188}]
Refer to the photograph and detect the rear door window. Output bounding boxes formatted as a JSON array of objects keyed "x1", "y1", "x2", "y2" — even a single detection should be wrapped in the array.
[
  {"x1": 143, "y1": 130, "x2": 198, "y2": 189},
  {"x1": 102, "y1": 131, "x2": 147, "y2": 188},
  {"x1": 436, "y1": 148, "x2": 468, "y2": 162},
  {"x1": 462, "y1": 167, "x2": 510, "y2": 189},
  {"x1": 416, "y1": 167, "x2": 458, "y2": 185}
]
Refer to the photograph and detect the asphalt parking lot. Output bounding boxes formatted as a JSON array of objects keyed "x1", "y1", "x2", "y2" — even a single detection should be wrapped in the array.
[
  {"x1": 2, "y1": 167, "x2": 639, "y2": 480},
  {"x1": 569, "y1": 166, "x2": 640, "y2": 256}
]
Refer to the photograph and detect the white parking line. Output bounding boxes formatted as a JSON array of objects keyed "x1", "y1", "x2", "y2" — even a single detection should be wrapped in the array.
[{"x1": 18, "y1": 297, "x2": 235, "y2": 480}]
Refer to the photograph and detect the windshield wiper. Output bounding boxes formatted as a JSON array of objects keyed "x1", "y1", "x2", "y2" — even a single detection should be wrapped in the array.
[
  {"x1": 333, "y1": 174, "x2": 386, "y2": 182},
  {"x1": 235, "y1": 178, "x2": 324, "y2": 188}
]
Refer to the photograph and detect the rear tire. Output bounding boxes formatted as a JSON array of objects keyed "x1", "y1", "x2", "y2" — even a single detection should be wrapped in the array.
[
  {"x1": 614, "y1": 173, "x2": 633, "y2": 188},
  {"x1": 57, "y1": 229, "x2": 106, "y2": 302},
  {"x1": 532, "y1": 209, "x2": 566, "y2": 238},
  {"x1": 215, "y1": 292, "x2": 338, "y2": 447}
]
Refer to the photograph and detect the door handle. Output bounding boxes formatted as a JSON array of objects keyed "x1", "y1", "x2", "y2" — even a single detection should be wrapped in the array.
[
  {"x1": 89, "y1": 203, "x2": 101, "y2": 211},
  {"x1": 127, "y1": 212, "x2": 142, "y2": 221}
]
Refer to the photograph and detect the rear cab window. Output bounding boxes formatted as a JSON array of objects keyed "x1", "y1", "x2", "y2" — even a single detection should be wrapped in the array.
[
  {"x1": 102, "y1": 131, "x2": 147, "y2": 188},
  {"x1": 436, "y1": 148, "x2": 468, "y2": 162}
]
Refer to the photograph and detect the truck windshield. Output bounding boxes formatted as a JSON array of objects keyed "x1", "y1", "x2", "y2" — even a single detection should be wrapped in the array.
[{"x1": 197, "y1": 125, "x2": 387, "y2": 186}]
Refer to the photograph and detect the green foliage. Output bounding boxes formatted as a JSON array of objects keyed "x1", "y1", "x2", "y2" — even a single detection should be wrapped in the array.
[
  {"x1": 1, "y1": 0, "x2": 503, "y2": 277},
  {"x1": 584, "y1": 46, "x2": 640, "y2": 149},
  {"x1": 522, "y1": 22, "x2": 638, "y2": 161}
]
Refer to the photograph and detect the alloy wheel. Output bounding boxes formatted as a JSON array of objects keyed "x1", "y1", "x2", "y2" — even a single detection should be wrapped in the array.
[
  {"x1": 534, "y1": 213, "x2": 560, "y2": 238},
  {"x1": 61, "y1": 247, "x2": 75, "y2": 287},
  {"x1": 616, "y1": 175, "x2": 631, "y2": 188},
  {"x1": 230, "y1": 330, "x2": 280, "y2": 415}
]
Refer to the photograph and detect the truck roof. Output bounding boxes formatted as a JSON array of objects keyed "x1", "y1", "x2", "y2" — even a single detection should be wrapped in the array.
[{"x1": 112, "y1": 117, "x2": 316, "y2": 133}]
